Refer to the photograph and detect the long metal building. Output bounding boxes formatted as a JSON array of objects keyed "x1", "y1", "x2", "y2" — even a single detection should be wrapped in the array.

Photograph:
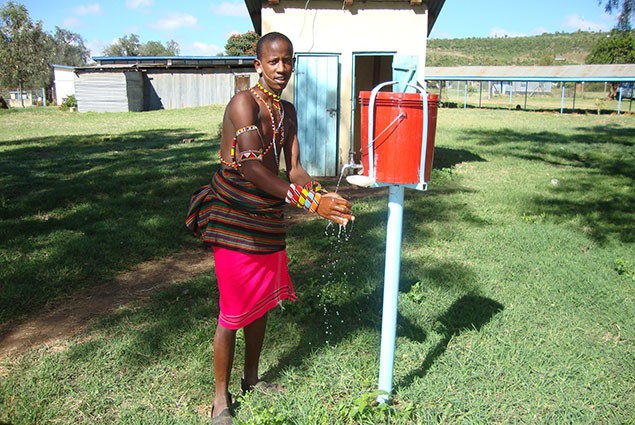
[{"x1": 71, "y1": 56, "x2": 257, "y2": 113}]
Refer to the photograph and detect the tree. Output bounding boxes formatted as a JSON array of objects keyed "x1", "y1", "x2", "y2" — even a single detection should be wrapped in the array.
[
  {"x1": 51, "y1": 26, "x2": 90, "y2": 66},
  {"x1": 102, "y1": 33, "x2": 140, "y2": 56},
  {"x1": 601, "y1": 0, "x2": 635, "y2": 30},
  {"x1": 102, "y1": 34, "x2": 180, "y2": 56},
  {"x1": 139, "y1": 39, "x2": 179, "y2": 56},
  {"x1": 0, "y1": 0, "x2": 51, "y2": 106},
  {"x1": 586, "y1": 30, "x2": 635, "y2": 64},
  {"x1": 224, "y1": 30, "x2": 259, "y2": 56},
  {"x1": 586, "y1": 29, "x2": 635, "y2": 98}
]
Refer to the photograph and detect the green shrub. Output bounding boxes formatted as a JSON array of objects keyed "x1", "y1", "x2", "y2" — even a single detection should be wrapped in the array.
[{"x1": 61, "y1": 95, "x2": 77, "y2": 109}]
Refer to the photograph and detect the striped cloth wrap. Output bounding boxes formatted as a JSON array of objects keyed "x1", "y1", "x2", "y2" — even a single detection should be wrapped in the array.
[{"x1": 185, "y1": 168, "x2": 286, "y2": 254}]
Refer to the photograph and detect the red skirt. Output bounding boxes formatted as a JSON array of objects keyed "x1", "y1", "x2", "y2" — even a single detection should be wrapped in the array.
[{"x1": 213, "y1": 247, "x2": 296, "y2": 329}]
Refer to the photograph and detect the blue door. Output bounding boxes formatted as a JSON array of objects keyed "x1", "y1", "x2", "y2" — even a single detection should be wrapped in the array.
[
  {"x1": 392, "y1": 55, "x2": 419, "y2": 93},
  {"x1": 294, "y1": 54, "x2": 339, "y2": 176}
]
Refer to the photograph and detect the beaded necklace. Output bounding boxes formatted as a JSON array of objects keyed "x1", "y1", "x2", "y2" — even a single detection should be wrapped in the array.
[
  {"x1": 250, "y1": 86, "x2": 285, "y2": 166},
  {"x1": 256, "y1": 81, "x2": 281, "y2": 105}
]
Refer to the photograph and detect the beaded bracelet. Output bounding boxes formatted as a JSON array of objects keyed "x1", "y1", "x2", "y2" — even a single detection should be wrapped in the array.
[
  {"x1": 304, "y1": 180, "x2": 327, "y2": 194},
  {"x1": 285, "y1": 183, "x2": 321, "y2": 213}
]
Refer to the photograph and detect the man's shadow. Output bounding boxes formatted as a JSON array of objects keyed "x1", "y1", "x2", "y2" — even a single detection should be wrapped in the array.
[{"x1": 396, "y1": 294, "x2": 504, "y2": 390}]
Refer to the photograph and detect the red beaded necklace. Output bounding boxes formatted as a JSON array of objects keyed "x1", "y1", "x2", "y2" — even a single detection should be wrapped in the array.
[{"x1": 250, "y1": 86, "x2": 285, "y2": 166}]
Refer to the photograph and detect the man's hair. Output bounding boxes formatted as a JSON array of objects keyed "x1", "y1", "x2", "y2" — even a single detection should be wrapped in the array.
[{"x1": 256, "y1": 32, "x2": 293, "y2": 59}]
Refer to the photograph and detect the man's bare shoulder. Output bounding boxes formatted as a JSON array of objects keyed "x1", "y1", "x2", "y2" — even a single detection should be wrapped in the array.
[{"x1": 229, "y1": 90, "x2": 258, "y2": 108}]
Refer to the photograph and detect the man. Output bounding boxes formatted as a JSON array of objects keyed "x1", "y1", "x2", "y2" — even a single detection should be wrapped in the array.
[{"x1": 192, "y1": 32, "x2": 354, "y2": 424}]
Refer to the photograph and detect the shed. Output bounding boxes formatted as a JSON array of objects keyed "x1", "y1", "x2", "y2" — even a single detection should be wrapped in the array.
[
  {"x1": 75, "y1": 70, "x2": 144, "y2": 113},
  {"x1": 425, "y1": 64, "x2": 635, "y2": 112},
  {"x1": 244, "y1": 0, "x2": 446, "y2": 176},
  {"x1": 71, "y1": 56, "x2": 258, "y2": 113},
  {"x1": 52, "y1": 65, "x2": 77, "y2": 106}
]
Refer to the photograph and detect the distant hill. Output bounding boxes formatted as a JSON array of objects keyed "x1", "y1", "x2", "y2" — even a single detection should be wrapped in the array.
[{"x1": 426, "y1": 31, "x2": 606, "y2": 66}]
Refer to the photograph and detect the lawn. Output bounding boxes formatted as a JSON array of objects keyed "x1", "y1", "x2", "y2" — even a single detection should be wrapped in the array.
[{"x1": 1, "y1": 106, "x2": 633, "y2": 424}]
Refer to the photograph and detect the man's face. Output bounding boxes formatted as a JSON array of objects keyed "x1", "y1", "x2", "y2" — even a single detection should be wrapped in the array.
[{"x1": 256, "y1": 39, "x2": 294, "y2": 92}]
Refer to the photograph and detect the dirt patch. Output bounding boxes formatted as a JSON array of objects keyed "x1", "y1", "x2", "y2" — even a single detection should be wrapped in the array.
[
  {"x1": 0, "y1": 249, "x2": 214, "y2": 360},
  {"x1": 0, "y1": 181, "x2": 379, "y2": 361}
]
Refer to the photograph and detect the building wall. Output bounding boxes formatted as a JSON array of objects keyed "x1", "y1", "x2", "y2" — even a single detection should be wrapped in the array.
[
  {"x1": 75, "y1": 71, "x2": 137, "y2": 113},
  {"x1": 144, "y1": 68, "x2": 256, "y2": 110},
  {"x1": 261, "y1": 0, "x2": 430, "y2": 168},
  {"x1": 74, "y1": 67, "x2": 258, "y2": 112},
  {"x1": 53, "y1": 67, "x2": 77, "y2": 106}
]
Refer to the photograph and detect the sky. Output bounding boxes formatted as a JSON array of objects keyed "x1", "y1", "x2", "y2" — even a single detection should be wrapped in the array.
[{"x1": 3, "y1": 0, "x2": 620, "y2": 58}]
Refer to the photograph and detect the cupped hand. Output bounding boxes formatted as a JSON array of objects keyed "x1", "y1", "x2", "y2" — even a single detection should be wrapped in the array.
[{"x1": 317, "y1": 193, "x2": 354, "y2": 225}]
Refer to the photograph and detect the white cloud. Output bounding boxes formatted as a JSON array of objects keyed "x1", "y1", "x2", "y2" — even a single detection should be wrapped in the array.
[
  {"x1": 214, "y1": 2, "x2": 249, "y2": 17},
  {"x1": 151, "y1": 12, "x2": 198, "y2": 31},
  {"x1": 75, "y1": 3, "x2": 103, "y2": 16},
  {"x1": 62, "y1": 17, "x2": 83, "y2": 28},
  {"x1": 126, "y1": 0, "x2": 155, "y2": 9},
  {"x1": 428, "y1": 29, "x2": 454, "y2": 39},
  {"x1": 488, "y1": 27, "x2": 527, "y2": 38},
  {"x1": 86, "y1": 39, "x2": 108, "y2": 58},
  {"x1": 562, "y1": 15, "x2": 610, "y2": 32},
  {"x1": 184, "y1": 42, "x2": 225, "y2": 56}
]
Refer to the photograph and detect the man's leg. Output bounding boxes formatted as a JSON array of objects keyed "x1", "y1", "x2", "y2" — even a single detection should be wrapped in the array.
[
  {"x1": 242, "y1": 313, "x2": 268, "y2": 389},
  {"x1": 213, "y1": 324, "x2": 237, "y2": 417}
]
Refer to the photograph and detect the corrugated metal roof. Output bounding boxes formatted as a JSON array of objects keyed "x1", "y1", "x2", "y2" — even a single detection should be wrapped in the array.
[
  {"x1": 91, "y1": 56, "x2": 256, "y2": 67},
  {"x1": 425, "y1": 64, "x2": 635, "y2": 83}
]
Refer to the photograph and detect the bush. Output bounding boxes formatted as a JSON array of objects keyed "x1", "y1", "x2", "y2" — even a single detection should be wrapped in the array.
[{"x1": 60, "y1": 95, "x2": 77, "y2": 110}]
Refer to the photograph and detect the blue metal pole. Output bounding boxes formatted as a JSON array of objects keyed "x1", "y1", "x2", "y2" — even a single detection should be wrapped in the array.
[
  {"x1": 561, "y1": 83, "x2": 566, "y2": 114},
  {"x1": 377, "y1": 184, "x2": 405, "y2": 403},
  {"x1": 509, "y1": 82, "x2": 513, "y2": 108},
  {"x1": 463, "y1": 81, "x2": 468, "y2": 109}
]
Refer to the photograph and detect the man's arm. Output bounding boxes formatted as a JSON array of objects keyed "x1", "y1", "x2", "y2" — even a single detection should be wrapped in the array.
[{"x1": 226, "y1": 92, "x2": 292, "y2": 198}]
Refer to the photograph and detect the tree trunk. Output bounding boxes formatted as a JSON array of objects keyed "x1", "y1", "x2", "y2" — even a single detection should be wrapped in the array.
[{"x1": 19, "y1": 81, "x2": 24, "y2": 108}]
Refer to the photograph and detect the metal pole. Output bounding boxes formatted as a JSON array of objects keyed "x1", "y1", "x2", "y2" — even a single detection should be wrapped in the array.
[
  {"x1": 572, "y1": 83, "x2": 577, "y2": 112},
  {"x1": 377, "y1": 184, "x2": 404, "y2": 403},
  {"x1": 479, "y1": 81, "x2": 483, "y2": 108},
  {"x1": 524, "y1": 82, "x2": 528, "y2": 111},
  {"x1": 560, "y1": 83, "x2": 566, "y2": 114},
  {"x1": 509, "y1": 82, "x2": 513, "y2": 108},
  {"x1": 463, "y1": 81, "x2": 468, "y2": 109},
  {"x1": 618, "y1": 87, "x2": 623, "y2": 115}
]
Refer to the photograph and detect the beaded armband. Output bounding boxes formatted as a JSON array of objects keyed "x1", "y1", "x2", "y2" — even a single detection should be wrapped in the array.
[
  {"x1": 233, "y1": 125, "x2": 263, "y2": 166},
  {"x1": 304, "y1": 180, "x2": 327, "y2": 194},
  {"x1": 238, "y1": 148, "x2": 263, "y2": 164},
  {"x1": 285, "y1": 183, "x2": 322, "y2": 213}
]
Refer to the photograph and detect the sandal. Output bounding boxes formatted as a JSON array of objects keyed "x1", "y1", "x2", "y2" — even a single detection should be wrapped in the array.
[
  {"x1": 211, "y1": 392, "x2": 234, "y2": 424},
  {"x1": 241, "y1": 377, "x2": 286, "y2": 394},
  {"x1": 211, "y1": 408, "x2": 233, "y2": 425}
]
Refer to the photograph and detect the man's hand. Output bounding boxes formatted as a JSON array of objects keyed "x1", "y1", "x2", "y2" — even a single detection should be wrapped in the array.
[{"x1": 317, "y1": 193, "x2": 354, "y2": 225}]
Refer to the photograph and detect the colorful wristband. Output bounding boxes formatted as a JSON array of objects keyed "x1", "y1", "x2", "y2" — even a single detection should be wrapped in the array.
[
  {"x1": 304, "y1": 180, "x2": 327, "y2": 194},
  {"x1": 285, "y1": 183, "x2": 322, "y2": 213}
]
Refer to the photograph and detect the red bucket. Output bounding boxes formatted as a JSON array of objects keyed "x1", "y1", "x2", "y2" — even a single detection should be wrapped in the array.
[{"x1": 359, "y1": 92, "x2": 439, "y2": 184}]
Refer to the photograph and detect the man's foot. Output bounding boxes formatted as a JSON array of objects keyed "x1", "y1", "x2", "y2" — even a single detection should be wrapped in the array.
[
  {"x1": 212, "y1": 393, "x2": 234, "y2": 424},
  {"x1": 211, "y1": 407, "x2": 233, "y2": 425},
  {"x1": 241, "y1": 377, "x2": 285, "y2": 394}
]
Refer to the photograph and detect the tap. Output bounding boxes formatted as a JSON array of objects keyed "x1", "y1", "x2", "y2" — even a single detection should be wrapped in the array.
[{"x1": 340, "y1": 150, "x2": 363, "y2": 176}]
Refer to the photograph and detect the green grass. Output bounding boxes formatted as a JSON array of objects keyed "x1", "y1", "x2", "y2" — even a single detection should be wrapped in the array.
[{"x1": 1, "y1": 106, "x2": 634, "y2": 424}]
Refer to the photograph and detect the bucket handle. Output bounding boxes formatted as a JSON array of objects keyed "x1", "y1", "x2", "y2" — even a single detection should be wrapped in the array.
[{"x1": 368, "y1": 81, "x2": 429, "y2": 186}]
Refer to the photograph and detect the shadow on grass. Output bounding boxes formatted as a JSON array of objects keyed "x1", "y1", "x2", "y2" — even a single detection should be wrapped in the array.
[
  {"x1": 460, "y1": 125, "x2": 634, "y2": 243},
  {"x1": 256, "y1": 182, "x2": 495, "y2": 389},
  {"x1": 433, "y1": 146, "x2": 486, "y2": 170},
  {"x1": 0, "y1": 129, "x2": 219, "y2": 323},
  {"x1": 396, "y1": 294, "x2": 504, "y2": 391}
]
